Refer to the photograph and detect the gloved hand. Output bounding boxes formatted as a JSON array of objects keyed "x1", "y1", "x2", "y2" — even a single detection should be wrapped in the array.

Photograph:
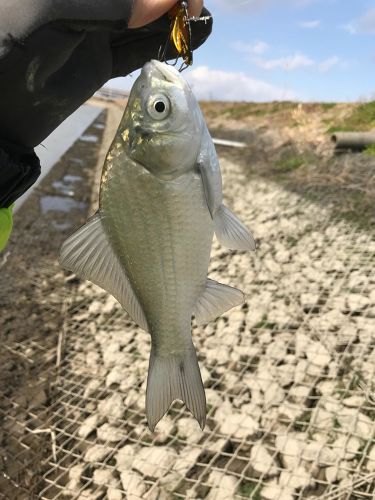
[{"x1": 0, "y1": 0, "x2": 212, "y2": 205}]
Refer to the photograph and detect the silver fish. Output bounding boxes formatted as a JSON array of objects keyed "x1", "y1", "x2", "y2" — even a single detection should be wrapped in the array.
[{"x1": 59, "y1": 60, "x2": 255, "y2": 431}]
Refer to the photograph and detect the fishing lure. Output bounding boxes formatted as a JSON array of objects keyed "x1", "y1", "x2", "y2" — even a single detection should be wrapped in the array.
[{"x1": 159, "y1": 0, "x2": 192, "y2": 71}]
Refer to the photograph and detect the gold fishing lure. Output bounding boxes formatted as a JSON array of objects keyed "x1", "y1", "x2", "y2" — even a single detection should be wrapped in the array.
[
  {"x1": 170, "y1": 0, "x2": 192, "y2": 68},
  {"x1": 159, "y1": 0, "x2": 192, "y2": 71}
]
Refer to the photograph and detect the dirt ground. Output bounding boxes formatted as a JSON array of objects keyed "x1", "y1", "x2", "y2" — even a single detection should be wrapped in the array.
[
  {"x1": 0, "y1": 98, "x2": 374, "y2": 499},
  {"x1": 0, "y1": 102, "x2": 122, "y2": 498}
]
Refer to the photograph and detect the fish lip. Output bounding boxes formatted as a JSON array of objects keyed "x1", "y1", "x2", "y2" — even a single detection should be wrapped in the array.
[{"x1": 142, "y1": 60, "x2": 180, "y2": 84}]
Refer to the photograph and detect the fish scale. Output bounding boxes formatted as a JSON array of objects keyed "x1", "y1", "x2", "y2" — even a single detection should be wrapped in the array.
[{"x1": 101, "y1": 156, "x2": 213, "y2": 352}]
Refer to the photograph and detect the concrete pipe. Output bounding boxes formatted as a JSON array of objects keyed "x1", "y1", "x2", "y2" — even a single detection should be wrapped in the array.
[{"x1": 331, "y1": 131, "x2": 375, "y2": 151}]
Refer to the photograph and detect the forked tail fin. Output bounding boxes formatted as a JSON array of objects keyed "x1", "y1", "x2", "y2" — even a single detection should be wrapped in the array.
[{"x1": 146, "y1": 345, "x2": 206, "y2": 431}]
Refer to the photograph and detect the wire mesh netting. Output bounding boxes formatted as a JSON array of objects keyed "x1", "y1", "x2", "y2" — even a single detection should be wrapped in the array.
[{"x1": 1, "y1": 120, "x2": 375, "y2": 499}]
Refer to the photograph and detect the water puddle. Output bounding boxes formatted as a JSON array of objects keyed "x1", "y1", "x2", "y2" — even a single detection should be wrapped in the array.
[
  {"x1": 40, "y1": 195, "x2": 86, "y2": 214},
  {"x1": 63, "y1": 174, "x2": 82, "y2": 183},
  {"x1": 51, "y1": 221, "x2": 73, "y2": 231},
  {"x1": 71, "y1": 158, "x2": 84, "y2": 166},
  {"x1": 80, "y1": 134, "x2": 99, "y2": 143},
  {"x1": 52, "y1": 181, "x2": 74, "y2": 197},
  {"x1": 52, "y1": 175, "x2": 83, "y2": 197}
]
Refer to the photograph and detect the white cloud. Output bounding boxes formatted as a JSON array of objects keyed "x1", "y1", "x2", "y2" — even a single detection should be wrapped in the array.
[
  {"x1": 299, "y1": 20, "x2": 320, "y2": 28},
  {"x1": 318, "y1": 56, "x2": 340, "y2": 72},
  {"x1": 354, "y1": 7, "x2": 375, "y2": 34},
  {"x1": 233, "y1": 39, "x2": 346, "y2": 74},
  {"x1": 256, "y1": 53, "x2": 344, "y2": 72},
  {"x1": 255, "y1": 53, "x2": 314, "y2": 70},
  {"x1": 232, "y1": 40, "x2": 269, "y2": 56},
  {"x1": 342, "y1": 23, "x2": 357, "y2": 35},
  {"x1": 234, "y1": 40, "x2": 345, "y2": 74},
  {"x1": 343, "y1": 7, "x2": 375, "y2": 35},
  {"x1": 186, "y1": 66, "x2": 296, "y2": 101}
]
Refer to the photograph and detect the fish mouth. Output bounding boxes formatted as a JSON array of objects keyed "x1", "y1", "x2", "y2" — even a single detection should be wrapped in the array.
[{"x1": 142, "y1": 60, "x2": 181, "y2": 85}]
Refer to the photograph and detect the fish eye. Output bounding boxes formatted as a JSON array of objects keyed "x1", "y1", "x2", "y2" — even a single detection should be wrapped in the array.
[
  {"x1": 155, "y1": 101, "x2": 165, "y2": 113},
  {"x1": 147, "y1": 95, "x2": 171, "y2": 120}
]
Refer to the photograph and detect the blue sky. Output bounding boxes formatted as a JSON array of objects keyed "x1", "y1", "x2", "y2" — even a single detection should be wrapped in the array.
[{"x1": 107, "y1": 0, "x2": 375, "y2": 102}]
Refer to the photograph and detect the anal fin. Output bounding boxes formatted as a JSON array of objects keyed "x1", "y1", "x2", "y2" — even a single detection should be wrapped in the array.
[
  {"x1": 194, "y1": 278, "x2": 244, "y2": 325},
  {"x1": 59, "y1": 213, "x2": 148, "y2": 331}
]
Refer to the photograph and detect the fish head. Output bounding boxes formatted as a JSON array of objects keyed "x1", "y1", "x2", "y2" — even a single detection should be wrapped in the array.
[{"x1": 122, "y1": 60, "x2": 204, "y2": 180}]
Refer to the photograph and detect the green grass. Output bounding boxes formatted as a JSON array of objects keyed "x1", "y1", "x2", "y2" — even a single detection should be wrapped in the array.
[
  {"x1": 274, "y1": 153, "x2": 307, "y2": 173},
  {"x1": 253, "y1": 314, "x2": 276, "y2": 330},
  {"x1": 300, "y1": 186, "x2": 375, "y2": 231},
  {"x1": 320, "y1": 102, "x2": 337, "y2": 111},
  {"x1": 202, "y1": 100, "x2": 338, "y2": 124},
  {"x1": 285, "y1": 235, "x2": 298, "y2": 247},
  {"x1": 338, "y1": 191, "x2": 375, "y2": 230},
  {"x1": 223, "y1": 103, "x2": 261, "y2": 119},
  {"x1": 292, "y1": 411, "x2": 312, "y2": 432},
  {"x1": 222, "y1": 101, "x2": 295, "y2": 120},
  {"x1": 321, "y1": 102, "x2": 337, "y2": 110},
  {"x1": 327, "y1": 100, "x2": 375, "y2": 133},
  {"x1": 334, "y1": 418, "x2": 342, "y2": 429},
  {"x1": 238, "y1": 480, "x2": 263, "y2": 499},
  {"x1": 365, "y1": 144, "x2": 375, "y2": 156}
]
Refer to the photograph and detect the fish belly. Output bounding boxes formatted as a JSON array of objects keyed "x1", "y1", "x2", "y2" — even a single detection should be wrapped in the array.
[{"x1": 100, "y1": 155, "x2": 213, "y2": 355}]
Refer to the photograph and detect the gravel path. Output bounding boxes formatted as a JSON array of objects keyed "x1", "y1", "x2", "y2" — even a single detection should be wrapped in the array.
[{"x1": 40, "y1": 157, "x2": 375, "y2": 500}]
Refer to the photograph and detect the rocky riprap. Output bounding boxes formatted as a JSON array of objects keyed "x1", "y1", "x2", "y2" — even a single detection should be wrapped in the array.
[{"x1": 43, "y1": 157, "x2": 375, "y2": 500}]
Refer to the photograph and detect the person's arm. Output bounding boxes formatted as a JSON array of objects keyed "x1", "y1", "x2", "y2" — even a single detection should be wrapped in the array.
[
  {"x1": 0, "y1": 0, "x2": 212, "y2": 251},
  {"x1": 0, "y1": 0, "x2": 211, "y2": 148}
]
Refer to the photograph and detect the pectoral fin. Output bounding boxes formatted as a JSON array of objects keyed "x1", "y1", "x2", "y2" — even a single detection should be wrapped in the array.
[
  {"x1": 214, "y1": 204, "x2": 256, "y2": 251},
  {"x1": 197, "y1": 127, "x2": 223, "y2": 218},
  {"x1": 194, "y1": 278, "x2": 244, "y2": 325},
  {"x1": 197, "y1": 127, "x2": 255, "y2": 251},
  {"x1": 59, "y1": 213, "x2": 148, "y2": 331}
]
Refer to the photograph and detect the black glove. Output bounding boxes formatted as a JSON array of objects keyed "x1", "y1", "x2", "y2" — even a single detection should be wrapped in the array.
[{"x1": 0, "y1": 1, "x2": 212, "y2": 207}]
